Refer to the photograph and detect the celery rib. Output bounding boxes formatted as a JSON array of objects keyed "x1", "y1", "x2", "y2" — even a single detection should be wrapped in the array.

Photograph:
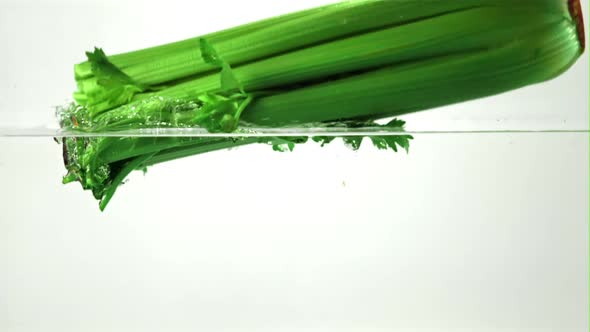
[{"x1": 59, "y1": 0, "x2": 585, "y2": 210}]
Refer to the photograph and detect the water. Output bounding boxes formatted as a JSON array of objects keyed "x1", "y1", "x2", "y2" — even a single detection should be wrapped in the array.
[
  {"x1": 0, "y1": 133, "x2": 587, "y2": 331},
  {"x1": 1, "y1": 126, "x2": 589, "y2": 137},
  {"x1": 1, "y1": 0, "x2": 588, "y2": 329}
]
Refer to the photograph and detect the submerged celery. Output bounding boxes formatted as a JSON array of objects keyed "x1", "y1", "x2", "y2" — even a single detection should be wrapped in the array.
[{"x1": 60, "y1": 120, "x2": 413, "y2": 211}]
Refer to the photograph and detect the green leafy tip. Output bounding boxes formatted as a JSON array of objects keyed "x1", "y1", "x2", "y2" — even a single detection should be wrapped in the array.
[
  {"x1": 195, "y1": 38, "x2": 254, "y2": 132},
  {"x1": 73, "y1": 48, "x2": 144, "y2": 115},
  {"x1": 312, "y1": 119, "x2": 413, "y2": 153},
  {"x1": 194, "y1": 93, "x2": 253, "y2": 133},
  {"x1": 263, "y1": 119, "x2": 413, "y2": 153},
  {"x1": 368, "y1": 119, "x2": 413, "y2": 153},
  {"x1": 200, "y1": 38, "x2": 244, "y2": 94}
]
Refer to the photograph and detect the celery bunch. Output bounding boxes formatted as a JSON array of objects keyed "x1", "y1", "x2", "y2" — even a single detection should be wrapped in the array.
[{"x1": 59, "y1": 0, "x2": 585, "y2": 210}]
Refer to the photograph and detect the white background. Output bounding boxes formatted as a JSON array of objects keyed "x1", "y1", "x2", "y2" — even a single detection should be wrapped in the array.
[{"x1": 0, "y1": 1, "x2": 588, "y2": 331}]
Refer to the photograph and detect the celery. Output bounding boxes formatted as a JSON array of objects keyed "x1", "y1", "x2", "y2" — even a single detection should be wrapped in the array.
[{"x1": 59, "y1": 0, "x2": 585, "y2": 210}]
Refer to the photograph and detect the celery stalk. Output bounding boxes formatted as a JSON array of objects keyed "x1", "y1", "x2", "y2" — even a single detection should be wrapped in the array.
[{"x1": 59, "y1": 0, "x2": 585, "y2": 210}]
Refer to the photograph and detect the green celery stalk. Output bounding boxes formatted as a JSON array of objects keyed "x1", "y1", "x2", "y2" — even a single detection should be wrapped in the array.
[
  {"x1": 66, "y1": 1, "x2": 585, "y2": 132},
  {"x1": 59, "y1": 0, "x2": 585, "y2": 210}
]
